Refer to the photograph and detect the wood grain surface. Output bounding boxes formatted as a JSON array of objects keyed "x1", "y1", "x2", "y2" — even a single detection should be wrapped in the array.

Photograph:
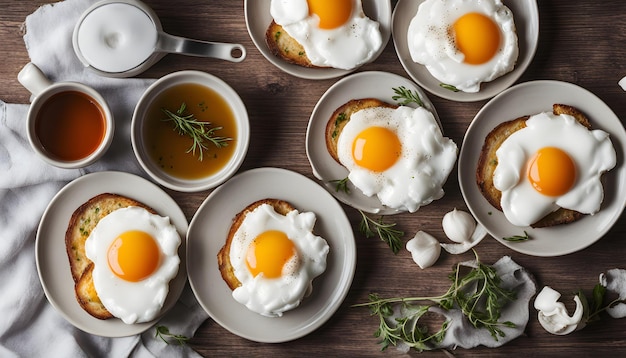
[{"x1": 2, "y1": 1, "x2": 626, "y2": 357}]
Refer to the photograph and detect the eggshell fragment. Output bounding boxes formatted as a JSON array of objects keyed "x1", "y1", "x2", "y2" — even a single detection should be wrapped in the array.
[
  {"x1": 406, "y1": 231, "x2": 441, "y2": 269},
  {"x1": 440, "y1": 222, "x2": 487, "y2": 255},
  {"x1": 600, "y1": 268, "x2": 626, "y2": 318},
  {"x1": 533, "y1": 286, "x2": 583, "y2": 335},
  {"x1": 619, "y1": 76, "x2": 626, "y2": 91}
]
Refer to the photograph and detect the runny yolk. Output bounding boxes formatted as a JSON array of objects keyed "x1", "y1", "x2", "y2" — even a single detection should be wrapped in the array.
[
  {"x1": 307, "y1": 0, "x2": 353, "y2": 29},
  {"x1": 246, "y1": 230, "x2": 297, "y2": 278},
  {"x1": 527, "y1": 147, "x2": 577, "y2": 197},
  {"x1": 352, "y1": 126, "x2": 402, "y2": 172},
  {"x1": 107, "y1": 230, "x2": 160, "y2": 282},
  {"x1": 453, "y1": 12, "x2": 501, "y2": 65}
]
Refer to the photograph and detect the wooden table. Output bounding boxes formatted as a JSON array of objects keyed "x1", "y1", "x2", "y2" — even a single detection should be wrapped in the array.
[{"x1": 2, "y1": 1, "x2": 626, "y2": 356}]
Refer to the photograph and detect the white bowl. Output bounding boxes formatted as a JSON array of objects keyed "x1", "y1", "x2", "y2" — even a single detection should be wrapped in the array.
[{"x1": 131, "y1": 70, "x2": 250, "y2": 192}]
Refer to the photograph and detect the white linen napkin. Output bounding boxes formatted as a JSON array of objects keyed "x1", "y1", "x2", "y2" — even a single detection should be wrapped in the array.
[{"x1": 0, "y1": 0, "x2": 209, "y2": 357}]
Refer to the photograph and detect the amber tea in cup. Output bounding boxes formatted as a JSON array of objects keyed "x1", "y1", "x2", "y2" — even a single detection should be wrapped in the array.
[
  {"x1": 18, "y1": 62, "x2": 114, "y2": 168},
  {"x1": 35, "y1": 90, "x2": 106, "y2": 161}
]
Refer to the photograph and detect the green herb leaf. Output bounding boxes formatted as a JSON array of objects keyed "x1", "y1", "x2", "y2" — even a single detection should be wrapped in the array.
[
  {"x1": 330, "y1": 177, "x2": 350, "y2": 194},
  {"x1": 162, "y1": 102, "x2": 232, "y2": 161},
  {"x1": 354, "y1": 251, "x2": 518, "y2": 351},
  {"x1": 358, "y1": 210, "x2": 404, "y2": 254},
  {"x1": 155, "y1": 325, "x2": 190, "y2": 346},
  {"x1": 502, "y1": 231, "x2": 530, "y2": 242},
  {"x1": 440, "y1": 83, "x2": 460, "y2": 92},
  {"x1": 392, "y1": 86, "x2": 424, "y2": 107}
]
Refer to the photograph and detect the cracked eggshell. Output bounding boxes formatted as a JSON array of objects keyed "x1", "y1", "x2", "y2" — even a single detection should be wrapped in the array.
[
  {"x1": 534, "y1": 286, "x2": 583, "y2": 335},
  {"x1": 406, "y1": 231, "x2": 441, "y2": 269},
  {"x1": 440, "y1": 222, "x2": 487, "y2": 255},
  {"x1": 600, "y1": 268, "x2": 626, "y2": 318}
]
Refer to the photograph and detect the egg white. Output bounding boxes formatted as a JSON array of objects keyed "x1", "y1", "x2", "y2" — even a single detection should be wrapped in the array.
[
  {"x1": 270, "y1": 0, "x2": 382, "y2": 70},
  {"x1": 229, "y1": 203, "x2": 329, "y2": 317},
  {"x1": 493, "y1": 111, "x2": 617, "y2": 227},
  {"x1": 84, "y1": 206, "x2": 181, "y2": 324},
  {"x1": 407, "y1": 0, "x2": 518, "y2": 93},
  {"x1": 337, "y1": 106, "x2": 458, "y2": 213}
]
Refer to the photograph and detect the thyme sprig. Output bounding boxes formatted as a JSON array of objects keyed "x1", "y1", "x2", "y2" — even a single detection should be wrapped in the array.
[
  {"x1": 440, "y1": 83, "x2": 460, "y2": 92},
  {"x1": 330, "y1": 177, "x2": 350, "y2": 194},
  {"x1": 155, "y1": 325, "x2": 190, "y2": 346},
  {"x1": 366, "y1": 295, "x2": 448, "y2": 352},
  {"x1": 502, "y1": 231, "x2": 530, "y2": 242},
  {"x1": 392, "y1": 86, "x2": 424, "y2": 107},
  {"x1": 162, "y1": 102, "x2": 232, "y2": 161},
  {"x1": 358, "y1": 210, "x2": 404, "y2": 254},
  {"x1": 354, "y1": 251, "x2": 517, "y2": 352}
]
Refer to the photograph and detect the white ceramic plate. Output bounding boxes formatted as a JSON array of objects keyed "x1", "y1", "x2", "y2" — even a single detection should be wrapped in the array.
[
  {"x1": 186, "y1": 167, "x2": 356, "y2": 343},
  {"x1": 244, "y1": 0, "x2": 392, "y2": 80},
  {"x1": 459, "y1": 80, "x2": 626, "y2": 256},
  {"x1": 35, "y1": 171, "x2": 189, "y2": 337},
  {"x1": 305, "y1": 71, "x2": 440, "y2": 215},
  {"x1": 392, "y1": 0, "x2": 539, "y2": 102}
]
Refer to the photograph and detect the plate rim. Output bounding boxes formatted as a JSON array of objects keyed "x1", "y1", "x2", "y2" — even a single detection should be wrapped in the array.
[
  {"x1": 391, "y1": 0, "x2": 540, "y2": 102},
  {"x1": 244, "y1": 0, "x2": 392, "y2": 80},
  {"x1": 186, "y1": 167, "x2": 356, "y2": 343},
  {"x1": 305, "y1": 70, "x2": 441, "y2": 215},
  {"x1": 458, "y1": 80, "x2": 626, "y2": 256},
  {"x1": 35, "y1": 170, "x2": 189, "y2": 337}
]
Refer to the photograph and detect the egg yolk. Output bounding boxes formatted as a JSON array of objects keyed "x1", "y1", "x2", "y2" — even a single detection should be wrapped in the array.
[
  {"x1": 352, "y1": 126, "x2": 402, "y2": 172},
  {"x1": 107, "y1": 230, "x2": 160, "y2": 282},
  {"x1": 453, "y1": 12, "x2": 501, "y2": 65},
  {"x1": 527, "y1": 147, "x2": 577, "y2": 196},
  {"x1": 246, "y1": 230, "x2": 297, "y2": 278},
  {"x1": 307, "y1": 0, "x2": 353, "y2": 29}
]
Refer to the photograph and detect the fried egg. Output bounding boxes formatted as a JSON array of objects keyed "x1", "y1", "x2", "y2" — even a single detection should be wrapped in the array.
[
  {"x1": 229, "y1": 203, "x2": 329, "y2": 317},
  {"x1": 407, "y1": 0, "x2": 518, "y2": 93},
  {"x1": 337, "y1": 106, "x2": 458, "y2": 212},
  {"x1": 85, "y1": 206, "x2": 181, "y2": 324},
  {"x1": 493, "y1": 111, "x2": 616, "y2": 227},
  {"x1": 270, "y1": 0, "x2": 382, "y2": 70}
]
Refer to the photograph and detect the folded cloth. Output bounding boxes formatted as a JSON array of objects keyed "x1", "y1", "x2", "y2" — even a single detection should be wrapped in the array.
[{"x1": 0, "y1": 0, "x2": 208, "y2": 357}]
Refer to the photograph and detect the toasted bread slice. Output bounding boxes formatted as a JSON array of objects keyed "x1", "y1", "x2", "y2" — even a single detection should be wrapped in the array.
[
  {"x1": 476, "y1": 104, "x2": 590, "y2": 228},
  {"x1": 325, "y1": 98, "x2": 398, "y2": 163},
  {"x1": 266, "y1": 20, "x2": 316, "y2": 68},
  {"x1": 75, "y1": 263, "x2": 113, "y2": 320},
  {"x1": 217, "y1": 198, "x2": 296, "y2": 291},
  {"x1": 65, "y1": 193, "x2": 156, "y2": 319}
]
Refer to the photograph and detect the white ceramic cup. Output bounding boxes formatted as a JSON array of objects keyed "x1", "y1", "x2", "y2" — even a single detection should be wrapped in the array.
[{"x1": 17, "y1": 63, "x2": 114, "y2": 169}]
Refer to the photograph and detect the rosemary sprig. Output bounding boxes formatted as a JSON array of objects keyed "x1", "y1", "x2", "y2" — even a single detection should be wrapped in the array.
[
  {"x1": 161, "y1": 102, "x2": 232, "y2": 161},
  {"x1": 440, "y1": 83, "x2": 460, "y2": 92},
  {"x1": 354, "y1": 251, "x2": 517, "y2": 352},
  {"x1": 155, "y1": 325, "x2": 190, "y2": 346},
  {"x1": 502, "y1": 231, "x2": 530, "y2": 242},
  {"x1": 358, "y1": 210, "x2": 404, "y2": 254},
  {"x1": 330, "y1": 177, "x2": 350, "y2": 194},
  {"x1": 392, "y1": 86, "x2": 424, "y2": 107}
]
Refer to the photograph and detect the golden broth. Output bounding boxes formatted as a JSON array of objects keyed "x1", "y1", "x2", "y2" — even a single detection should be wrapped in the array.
[{"x1": 144, "y1": 83, "x2": 237, "y2": 179}]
